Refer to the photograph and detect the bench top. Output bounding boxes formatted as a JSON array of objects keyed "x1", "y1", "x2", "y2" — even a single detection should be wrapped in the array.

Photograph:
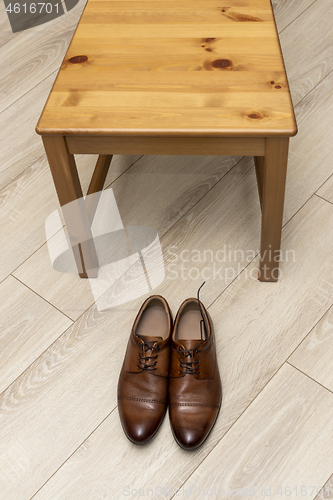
[{"x1": 36, "y1": 0, "x2": 297, "y2": 138}]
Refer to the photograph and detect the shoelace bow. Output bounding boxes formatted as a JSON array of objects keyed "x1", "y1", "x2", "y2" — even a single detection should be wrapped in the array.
[
  {"x1": 178, "y1": 282, "x2": 208, "y2": 376},
  {"x1": 136, "y1": 333, "x2": 161, "y2": 371}
]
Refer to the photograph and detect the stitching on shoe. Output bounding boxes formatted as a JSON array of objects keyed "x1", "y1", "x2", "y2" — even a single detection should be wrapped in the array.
[
  {"x1": 118, "y1": 396, "x2": 166, "y2": 405},
  {"x1": 169, "y1": 403, "x2": 220, "y2": 408}
]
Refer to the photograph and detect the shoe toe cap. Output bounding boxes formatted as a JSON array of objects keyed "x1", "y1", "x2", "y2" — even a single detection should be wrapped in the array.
[
  {"x1": 118, "y1": 399, "x2": 166, "y2": 445},
  {"x1": 173, "y1": 426, "x2": 203, "y2": 451},
  {"x1": 170, "y1": 405, "x2": 220, "y2": 451}
]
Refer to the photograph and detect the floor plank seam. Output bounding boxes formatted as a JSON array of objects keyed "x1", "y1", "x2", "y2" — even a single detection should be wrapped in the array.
[
  {"x1": 208, "y1": 192, "x2": 332, "y2": 320},
  {"x1": 0, "y1": 151, "x2": 46, "y2": 204},
  {"x1": 1, "y1": 154, "x2": 145, "y2": 287},
  {"x1": 292, "y1": 66, "x2": 333, "y2": 110},
  {"x1": 283, "y1": 193, "x2": 332, "y2": 236},
  {"x1": 1, "y1": 53, "x2": 329, "y2": 254},
  {"x1": 0, "y1": 311, "x2": 74, "y2": 400},
  {"x1": 30, "y1": 360, "x2": 290, "y2": 500},
  {"x1": 168, "y1": 356, "x2": 333, "y2": 500},
  {"x1": 104, "y1": 155, "x2": 144, "y2": 191},
  {"x1": 9, "y1": 188, "x2": 331, "y2": 497},
  {"x1": 277, "y1": 0, "x2": 319, "y2": 35},
  {"x1": 8, "y1": 172, "x2": 326, "y2": 404},
  {"x1": 9, "y1": 153, "x2": 242, "y2": 296},
  {"x1": 28, "y1": 405, "x2": 119, "y2": 500},
  {"x1": 0, "y1": 149, "x2": 194, "y2": 396},
  {"x1": 1, "y1": 0, "x2": 322, "y2": 193},
  {"x1": 0, "y1": 0, "x2": 318, "y2": 122},
  {"x1": 0, "y1": 225, "x2": 47, "y2": 288},
  {"x1": 3, "y1": 145, "x2": 330, "y2": 420},
  {"x1": 315, "y1": 173, "x2": 333, "y2": 195},
  {"x1": 16, "y1": 295, "x2": 333, "y2": 500},
  {"x1": 3, "y1": 155, "x2": 245, "y2": 398},
  {"x1": 207, "y1": 247, "x2": 259, "y2": 311},
  {"x1": 11, "y1": 274, "x2": 74, "y2": 322},
  {"x1": 286, "y1": 361, "x2": 333, "y2": 396},
  {"x1": 315, "y1": 193, "x2": 333, "y2": 206},
  {"x1": 0, "y1": 69, "x2": 58, "y2": 119},
  {"x1": 167, "y1": 362, "x2": 294, "y2": 500},
  {"x1": 315, "y1": 472, "x2": 333, "y2": 499},
  {"x1": 75, "y1": 52, "x2": 333, "y2": 325},
  {"x1": 0, "y1": 7, "x2": 79, "y2": 52},
  {"x1": 285, "y1": 304, "x2": 333, "y2": 362},
  {"x1": 0, "y1": 0, "x2": 89, "y2": 113},
  {"x1": 1, "y1": 1, "x2": 332, "y2": 495}
]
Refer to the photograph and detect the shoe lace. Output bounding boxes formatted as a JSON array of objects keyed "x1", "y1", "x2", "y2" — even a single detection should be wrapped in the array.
[
  {"x1": 178, "y1": 350, "x2": 201, "y2": 375},
  {"x1": 177, "y1": 282, "x2": 208, "y2": 376},
  {"x1": 136, "y1": 333, "x2": 160, "y2": 371}
]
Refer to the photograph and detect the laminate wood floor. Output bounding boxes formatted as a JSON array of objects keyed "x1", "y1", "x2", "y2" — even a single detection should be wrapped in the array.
[{"x1": 0, "y1": 0, "x2": 332, "y2": 498}]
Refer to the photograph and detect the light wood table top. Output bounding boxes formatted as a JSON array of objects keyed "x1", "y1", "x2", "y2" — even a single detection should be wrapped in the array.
[{"x1": 36, "y1": 0, "x2": 297, "y2": 138}]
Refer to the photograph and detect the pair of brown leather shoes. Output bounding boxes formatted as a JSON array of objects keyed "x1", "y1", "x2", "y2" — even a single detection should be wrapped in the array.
[{"x1": 117, "y1": 293, "x2": 222, "y2": 450}]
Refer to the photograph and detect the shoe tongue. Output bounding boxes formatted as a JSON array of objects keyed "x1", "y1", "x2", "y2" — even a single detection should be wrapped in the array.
[
  {"x1": 178, "y1": 339, "x2": 201, "y2": 351},
  {"x1": 138, "y1": 335, "x2": 163, "y2": 345}
]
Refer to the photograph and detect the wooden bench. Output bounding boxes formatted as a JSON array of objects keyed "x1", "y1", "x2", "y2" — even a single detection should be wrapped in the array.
[{"x1": 36, "y1": 0, "x2": 297, "y2": 281}]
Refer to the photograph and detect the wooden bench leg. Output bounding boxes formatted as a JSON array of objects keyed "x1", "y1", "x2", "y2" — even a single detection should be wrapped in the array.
[
  {"x1": 257, "y1": 137, "x2": 289, "y2": 282},
  {"x1": 254, "y1": 155, "x2": 264, "y2": 211},
  {"x1": 85, "y1": 154, "x2": 113, "y2": 224},
  {"x1": 42, "y1": 135, "x2": 99, "y2": 278}
]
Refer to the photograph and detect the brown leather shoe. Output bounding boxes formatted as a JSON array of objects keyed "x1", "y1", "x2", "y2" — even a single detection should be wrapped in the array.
[
  {"x1": 117, "y1": 295, "x2": 172, "y2": 444},
  {"x1": 169, "y1": 297, "x2": 222, "y2": 450}
]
